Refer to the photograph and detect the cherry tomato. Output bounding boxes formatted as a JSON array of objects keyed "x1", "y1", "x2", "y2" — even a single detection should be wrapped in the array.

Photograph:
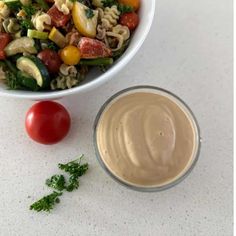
[
  {"x1": 47, "y1": 5, "x2": 71, "y2": 27},
  {"x1": 118, "y1": 0, "x2": 140, "y2": 11},
  {"x1": 60, "y1": 45, "x2": 81, "y2": 65},
  {"x1": 78, "y1": 37, "x2": 112, "y2": 59},
  {"x1": 37, "y1": 49, "x2": 62, "y2": 74},
  {"x1": 119, "y1": 12, "x2": 139, "y2": 30},
  {"x1": 25, "y1": 101, "x2": 71, "y2": 145},
  {"x1": 0, "y1": 33, "x2": 11, "y2": 60}
]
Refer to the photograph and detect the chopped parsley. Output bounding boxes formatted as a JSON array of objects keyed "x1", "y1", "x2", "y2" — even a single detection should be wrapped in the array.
[{"x1": 85, "y1": 8, "x2": 94, "y2": 19}]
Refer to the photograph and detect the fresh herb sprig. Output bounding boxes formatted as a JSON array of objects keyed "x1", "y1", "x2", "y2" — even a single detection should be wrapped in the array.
[
  {"x1": 30, "y1": 191, "x2": 62, "y2": 212},
  {"x1": 30, "y1": 155, "x2": 89, "y2": 212},
  {"x1": 46, "y1": 175, "x2": 66, "y2": 191}
]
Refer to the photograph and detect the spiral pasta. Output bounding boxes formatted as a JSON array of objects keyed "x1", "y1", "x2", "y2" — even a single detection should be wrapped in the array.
[
  {"x1": 105, "y1": 24, "x2": 130, "y2": 51},
  {"x1": 92, "y1": 0, "x2": 103, "y2": 8},
  {"x1": 0, "y1": 67, "x2": 6, "y2": 80},
  {"x1": 32, "y1": 12, "x2": 51, "y2": 32},
  {"x1": 0, "y1": 2, "x2": 10, "y2": 19},
  {"x1": 99, "y1": 6, "x2": 120, "y2": 30},
  {"x1": 3, "y1": 18, "x2": 20, "y2": 33},
  {"x1": 59, "y1": 64, "x2": 78, "y2": 77},
  {"x1": 50, "y1": 76, "x2": 79, "y2": 90},
  {"x1": 55, "y1": 0, "x2": 73, "y2": 15}
]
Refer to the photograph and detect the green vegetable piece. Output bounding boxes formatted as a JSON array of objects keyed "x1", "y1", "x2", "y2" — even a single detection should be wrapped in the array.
[
  {"x1": 118, "y1": 4, "x2": 133, "y2": 14},
  {"x1": 79, "y1": 58, "x2": 113, "y2": 66},
  {"x1": 36, "y1": 0, "x2": 49, "y2": 10},
  {"x1": 27, "y1": 29, "x2": 48, "y2": 40},
  {"x1": 17, "y1": 71, "x2": 39, "y2": 91},
  {"x1": 4, "y1": 0, "x2": 21, "y2": 11},
  {"x1": 5, "y1": 60, "x2": 18, "y2": 75},
  {"x1": 22, "y1": 5, "x2": 37, "y2": 17},
  {"x1": 30, "y1": 191, "x2": 62, "y2": 212},
  {"x1": 101, "y1": 0, "x2": 117, "y2": 7},
  {"x1": 46, "y1": 175, "x2": 66, "y2": 191}
]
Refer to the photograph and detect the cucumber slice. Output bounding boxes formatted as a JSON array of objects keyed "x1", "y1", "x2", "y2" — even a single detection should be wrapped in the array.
[
  {"x1": 27, "y1": 30, "x2": 48, "y2": 40},
  {"x1": 16, "y1": 56, "x2": 50, "y2": 88},
  {"x1": 17, "y1": 71, "x2": 39, "y2": 91},
  {"x1": 4, "y1": 37, "x2": 37, "y2": 56}
]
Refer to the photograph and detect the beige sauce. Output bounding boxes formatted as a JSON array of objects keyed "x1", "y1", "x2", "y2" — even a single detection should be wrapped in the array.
[{"x1": 96, "y1": 91, "x2": 198, "y2": 187}]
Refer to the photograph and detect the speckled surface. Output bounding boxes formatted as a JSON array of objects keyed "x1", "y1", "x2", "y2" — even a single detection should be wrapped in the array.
[{"x1": 0, "y1": 0, "x2": 233, "y2": 235}]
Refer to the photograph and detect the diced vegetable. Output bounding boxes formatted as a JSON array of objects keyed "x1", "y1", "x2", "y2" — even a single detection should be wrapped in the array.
[
  {"x1": 78, "y1": 37, "x2": 112, "y2": 59},
  {"x1": 80, "y1": 58, "x2": 113, "y2": 66},
  {"x1": 47, "y1": 5, "x2": 71, "y2": 27},
  {"x1": 72, "y1": 2, "x2": 98, "y2": 38},
  {"x1": 48, "y1": 27, "x2": 66, "y2": 48},
  {"x1": 16, "y1": 56, "x2": 50, "y2": 88},
  {"x1": 27, "y1": 29, "x2": 48, "y2": 40},
  {"x1": 4, "y1": 37, "x2": 37, "y2": 56},
  {"x1": 0, "y1": 33, "x2": 11, "y2": 60},
  {"x1": 60, "y1": 45, "x2": 81, "y2": 66}
]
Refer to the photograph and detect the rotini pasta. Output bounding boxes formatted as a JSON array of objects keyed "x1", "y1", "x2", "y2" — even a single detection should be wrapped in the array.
[
  {"x1": 99, "y1": 6, "x2": 120, "y2": 30},
  {"x1": 105, "y1": 24, "x2": 130, "y2": 51},
  {"x1": 59, "y1": 64, "x2": 78, "y2": 77},
  {"x1": 50, "y1": 75, "x2": 79, "y2": 90},
  {"x1": 92, "y1": 0, "x2": 103, "y2": 8},
  {"x1": 0, "y1": 67, "x2": 6, "y2": 80},
  {"x1": 20, "y1": 0, "x2": 31, "y2": 6},
  {"x1": 0, "y1": 2, "x2": 10, "y2": 19},
  {"x1": 32, "y1": 12, "x2": 51, "y2": 32},
  {"x1": 3, "y1": 18, "x2": 20, "y2": 33},
  {"x1": 55, "y1": 0, "x2": 73, "y2": 15}
]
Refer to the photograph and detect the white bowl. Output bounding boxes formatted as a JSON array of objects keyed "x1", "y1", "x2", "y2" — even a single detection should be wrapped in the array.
[{"x1": 0, "y1": 1, "x2": 155, "y2": 100}]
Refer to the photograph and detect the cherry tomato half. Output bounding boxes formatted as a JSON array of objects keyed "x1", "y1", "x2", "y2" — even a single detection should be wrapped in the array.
[
  {"x1": 119, "y1": 12, "x2": 139, "y2": 31},
  {"x1": 25, "y1": 101, "x2": 71, "y2": 145}
]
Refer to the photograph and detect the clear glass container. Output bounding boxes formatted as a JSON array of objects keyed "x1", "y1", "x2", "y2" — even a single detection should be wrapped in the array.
[{"x1": 93, "y1": 86, "x2": 201, "y2": 192}]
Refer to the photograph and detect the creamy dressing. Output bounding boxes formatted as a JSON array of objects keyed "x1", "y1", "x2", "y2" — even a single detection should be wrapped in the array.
[{"x1": 96, "y1": 91, "x2": 198, "y2": 188}]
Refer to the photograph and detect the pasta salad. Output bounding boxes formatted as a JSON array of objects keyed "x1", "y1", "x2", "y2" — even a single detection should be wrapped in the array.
[{"x1": 0, "y1": 0, "x2": 139, "y2": 91}]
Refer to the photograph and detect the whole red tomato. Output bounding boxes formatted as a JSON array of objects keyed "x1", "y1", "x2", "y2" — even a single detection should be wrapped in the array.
[
  {"x1": 37, "y1": 49, "x2": 62, "y2": 74},
  {"x1": 25, "y1": 101, "x2": 71, "y2": 145}
]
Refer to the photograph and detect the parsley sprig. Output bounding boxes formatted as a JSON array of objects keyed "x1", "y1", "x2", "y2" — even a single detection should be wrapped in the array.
[
  {"x1": 30, "y1": 155, "x2": 89, "y2": 212},
  {"x1": 30, "y1": 191, "x2": 62, "y2": 212}
]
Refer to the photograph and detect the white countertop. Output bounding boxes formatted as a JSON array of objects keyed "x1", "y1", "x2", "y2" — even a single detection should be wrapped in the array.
[{"x1": 0, "y1": 0, "x2": 233, "y2": 235}]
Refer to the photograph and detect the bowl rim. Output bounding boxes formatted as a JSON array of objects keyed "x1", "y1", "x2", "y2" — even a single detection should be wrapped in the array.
[
  {"x1": 0, "y1": 0, "x2": 156, "y2": 100},
  {"x1": 93, "y1": 85, "x2": 201, "y2": 192}
]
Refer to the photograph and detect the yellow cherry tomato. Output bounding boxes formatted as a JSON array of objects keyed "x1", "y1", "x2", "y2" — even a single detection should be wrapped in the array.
[
  {"x1": 60, "y1": 45, "x2": 81, "y2": 65},
  {"x1": 118, "y1": 0, "x2": 140, "y2": 11}
]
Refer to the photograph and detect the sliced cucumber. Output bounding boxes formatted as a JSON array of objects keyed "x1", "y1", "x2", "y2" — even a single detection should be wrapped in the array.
[
  {"x1": 17, "y1": 71, "x2": 39, "y2": 91},
  {"x1": 27, "y1": 30, "x2": 48, "y2": 40},
  {"x1": 16, "y1": 56, "x2": 50, "y2": 88},
  {"x1": 4, "y1": 37, "x2": 37, "y2": 57}
]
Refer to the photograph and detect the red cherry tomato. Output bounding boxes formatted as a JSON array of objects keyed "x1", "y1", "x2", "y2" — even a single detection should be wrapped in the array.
[
  {"x1": 119, "y1": 12, "x2": 139, "y2": 30},
  {"x1": 37, "y1": 49, "x2": 62, "y2": 74},
  {"x1": 0, "y1": 33, "x2": 11, "y2": 60},
  {"x1": 25, "y1": 101, "x2": 71, "y2": 145},
  {"x1": 47, "y1": 5, "x2": 71, "y2": 27}
]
